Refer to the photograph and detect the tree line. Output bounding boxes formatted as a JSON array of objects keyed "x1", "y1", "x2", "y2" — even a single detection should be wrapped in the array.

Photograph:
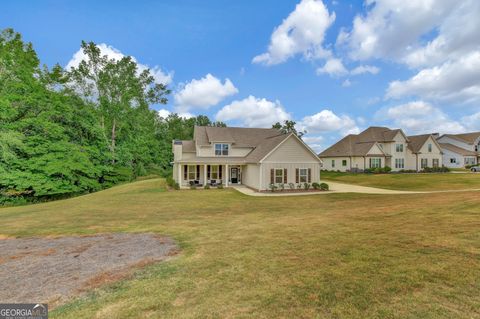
[{"x1": 0, "y1": 29, "x2": 224, "y2": 205}]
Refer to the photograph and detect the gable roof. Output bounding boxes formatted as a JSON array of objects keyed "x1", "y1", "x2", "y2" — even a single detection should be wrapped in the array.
[
  {"x1": 319, "y1": 127, "x2": 406, "y2": 157},
  {"x1": 406, "y1": 134, "x2": 431, "y2": 153},
  {"x1": 319, "y1": 127, "x2": 441, "y2": 157},
  {"x1": 439, "y1": 143, "x2": 478, "y2": 156},
  {"x1": 194, "y1": 126, "x2": 283, "y2": 147},
  {"x1": 440, "y1": 132, "x2": 480, "y2": 145}
]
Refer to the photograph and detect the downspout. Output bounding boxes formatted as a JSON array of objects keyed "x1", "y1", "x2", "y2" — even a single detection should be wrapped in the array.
[{"x1": 416, "y1": 154, "x2": 418, "y2": 172}]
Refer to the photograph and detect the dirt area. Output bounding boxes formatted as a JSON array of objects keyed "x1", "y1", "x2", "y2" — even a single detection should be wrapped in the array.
[{"x1": 0, "y1": 233, "x2": 178, "y2": 308}]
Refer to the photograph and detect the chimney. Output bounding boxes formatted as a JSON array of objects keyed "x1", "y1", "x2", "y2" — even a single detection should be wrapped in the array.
[{"x1": 172, "y1": 140, "x2": 183, "y2": 161}]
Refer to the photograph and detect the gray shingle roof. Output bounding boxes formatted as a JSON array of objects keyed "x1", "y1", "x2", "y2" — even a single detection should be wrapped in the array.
[
  {"x1": 441, "y1": 132, "x2": 480, "y2": 145},
  {"x1": 439, "y1": 143, "x2": 478, "y2": 156},
  {"x1": 319, "y1": 127, "x2": 437, "y2": 157},
  {"x1": 181, "y1": 126, "x2": 292, "y2": 163}
]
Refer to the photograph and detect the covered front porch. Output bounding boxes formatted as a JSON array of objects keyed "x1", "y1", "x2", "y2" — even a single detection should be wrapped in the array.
[{"x1": 177, "y1": 163, "x2": 244, "y2": 188}]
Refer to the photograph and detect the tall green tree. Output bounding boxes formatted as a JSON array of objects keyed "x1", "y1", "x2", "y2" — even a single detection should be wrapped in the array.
[{"x1": 67, "y1": 41, "x2": 171, "y2": 165}]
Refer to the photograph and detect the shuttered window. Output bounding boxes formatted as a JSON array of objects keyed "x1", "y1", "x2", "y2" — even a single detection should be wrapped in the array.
[{"x1": 299, "y1": 168, "x2": 308, "y2": 183}]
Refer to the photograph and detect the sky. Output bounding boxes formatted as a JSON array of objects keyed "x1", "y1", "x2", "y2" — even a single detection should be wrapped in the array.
[{"x1": 2, "y1": 0, "x2": 480, "y2": 151}]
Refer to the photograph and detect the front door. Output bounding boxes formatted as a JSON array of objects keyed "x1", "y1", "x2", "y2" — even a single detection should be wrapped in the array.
[{"x1": 231, "y1": 168, "x2": 238, "y2": 184}]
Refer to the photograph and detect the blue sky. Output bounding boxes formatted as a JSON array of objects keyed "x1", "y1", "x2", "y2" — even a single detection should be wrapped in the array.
[{"x1": 2, "y1": 0, "x2": 480, "y2": 151}]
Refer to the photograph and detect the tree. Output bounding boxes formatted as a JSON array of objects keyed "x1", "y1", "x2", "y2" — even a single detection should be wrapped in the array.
[
  {"x1": 272, "y1": 120, "x2": 306, "y2": 138},
  {"x1": 67, "y1": 41, "x2": 171, "y2": 164}
]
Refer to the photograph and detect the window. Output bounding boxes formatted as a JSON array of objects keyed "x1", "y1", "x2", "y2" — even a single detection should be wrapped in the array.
[
  {"x1": 428, "y1": 144, "x2": 432, "y2": 152},
  {"x1": 299, "y1": 168, "x2": 308, "y2": 183},
  {"x1": 369, "y1": 158, "x2": 381, "y2": 168},
  {"x1": 450, "y1": 158, "x2": 457, "y2": 164},
  {"x1": 274, "y1": 169, "x2": 284, "y2": 184},
  {"x1": 395, "y1": 158, "x2": 404, "y2": 169},
  {"x1": 395, "y1": 144, "x2": 404, "y2": 152},
  {"x1": 432, "y1": 159, "x2": 439, "y2": 168},
  {"x1": 342, "y1": 160, "x2": 347, "y2": 167},
  {"x1": 465, "y1": 157, "x2": 476, "y2": 165},
  {"x1": 210, "y1": 165, "x2": 219, "y2": 179},
  {"x1": 215, "y1": 144, "x2": 229, "y2": 156},
  {"x1": 331, "y1": 160, "x2": 335, "y2": 168},
  {"x1": 188, "y1": 165, "x2": 196, "y2": 180},
  {"x1": 421, "y1": 158, "x2": 428, "y2": 169}
]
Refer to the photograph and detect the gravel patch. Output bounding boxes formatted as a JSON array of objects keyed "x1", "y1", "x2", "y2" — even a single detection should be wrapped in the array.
[{"x1": 0, "y1": 233, "x2": 178, "y2": 307}]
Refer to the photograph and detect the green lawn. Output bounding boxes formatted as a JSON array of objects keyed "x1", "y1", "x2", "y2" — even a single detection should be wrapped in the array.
[
  {"x1": 321, "y1": 171, "x2": 480, "y2": 191},
  {"x1": 1, "y1": 178, "x2": 479, "y2": 318}
]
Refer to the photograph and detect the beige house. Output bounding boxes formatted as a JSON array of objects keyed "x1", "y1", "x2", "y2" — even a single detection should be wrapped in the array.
[
  {"x1": 172, "y1": 126, "x2": 322, "y2": 191},
  {"x1": 319, "y1": 127, "x2": 443, "y2": 172}
]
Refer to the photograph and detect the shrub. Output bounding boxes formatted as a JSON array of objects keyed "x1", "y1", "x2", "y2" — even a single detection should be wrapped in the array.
[
  {"x1": 174, "y1": 182, "x2": 180, "y2": 190},
  {"x1": 384, "y1": 166, "x2": 392, "y2": 173},
  {"x1": 312, "y1": 182, "x2": 320, "y2": 190},
  {"x1": 304, "y1": 183, "x2": 311, "y2": 190},
  {"x1": 278, "y1": 183, "x2": 285, "y2": 191},
  {"x1": 166, "y1": 176, "x2": 175, "y2": 188},
  {"x1": 204, "y1": 184, "x2": 210, "y2": 189},
  {"x1": 297, "y1": 183, "x2": 302, "y2": 190},
  {"x1": 320, "y1": 183, "x2": 329, "y2": 191},
  {"x1": 269, "y1": 183, "x2": 278, "y2": 192},
  {"x1": 217, "y1": 183, "x2": 224, "y2": 189},
  {"x1": 288, "y1": 182, "x2": 295, "y2": 190}
]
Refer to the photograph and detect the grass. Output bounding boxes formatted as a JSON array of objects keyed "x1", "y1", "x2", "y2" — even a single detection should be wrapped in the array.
[
  {"x1": 321, "y1": 171, "x2": 480, "y2": 191},
  {"x1": 1, "y1": 178, "x2": 479, "y2": 318}
]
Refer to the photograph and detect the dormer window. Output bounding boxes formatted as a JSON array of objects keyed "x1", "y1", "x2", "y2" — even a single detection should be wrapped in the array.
[
  {"x1": 395, "y1": 144, "x2": 403, "y2": 152},
  {"x1": 215, "y1": 143, "x2": 229, "y2": 156},
  {"x1": 428, "y1": 144, "x2": 432, "y2": 152}
]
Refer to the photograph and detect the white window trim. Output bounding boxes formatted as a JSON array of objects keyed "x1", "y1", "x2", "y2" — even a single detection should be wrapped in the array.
[
  {"x1": 274, "y1": 168, "x2": 284, "y2": 184},
  {"x1": 214, "y1": 143, "x2": 230, "y2": 156},
  {"x1": 210, "y1": 165, "x2": 219, "y2": 180},
  {"x1": 187, "y1": 165, "x2": 197, "y2": 180},
  {"x1": 396, "y1": 144, "x2": 404, "y2": 152},
  {"x1": 299, "y1": 168, "x2": 308, "y2": 183}
]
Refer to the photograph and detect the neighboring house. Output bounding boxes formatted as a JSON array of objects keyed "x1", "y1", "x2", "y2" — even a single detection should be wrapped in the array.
[
  {"x1": 172, "y1": 126, "x2": 322, "y2": 191},
  {"x1": 318, "y1": 126, "x2": 442, "y2": 172},
  {"x1": 436, "y1": 132, "x2": 480, "y2": 168}
]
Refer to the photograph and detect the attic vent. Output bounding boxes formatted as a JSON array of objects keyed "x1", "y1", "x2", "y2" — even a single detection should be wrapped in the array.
[{"x1": 173, "y1": 140, "x2": 183, "y2": 145}]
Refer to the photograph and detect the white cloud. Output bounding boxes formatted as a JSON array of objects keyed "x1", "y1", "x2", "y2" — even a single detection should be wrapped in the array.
[
  {"x1": 339, "y1": 0, "x2": 458, "y2": 62},
  {"x1": 215, "y1": 95, "x2": 290, "y2": 128},
  {"x1": 350, "y1": 64, "x2": 380, "y2": 75},
  {"x1": 252, "y1": 0, "x2": 335, "y2": 65},
  {"x1": 157, "y1": 109, "x2": 171, "y2": 118},
  {"x1": 342, "y1": 79, "x2": 352, "y2": 87},
  {"x1": 302, "y1": 135, "x2": 325, "y2": 152},
  {"x1": 461, "y1": 112, "x2": 480, "y2": 131},
  {"x1": 174, "y1": 74, "x2": 238, "y2": 113},
  {"x1": 377, "y1": 101, "x2": 465, "y2": 134},
  {"x1": 316, "y1": 58, "x2": 348, "y2": 77},
  {"x1": 66, "y1": 43, "x2": 173, "y2": 85},
  {"x1": 300, "y1": 110, "x2": 359, "y2": 135},
  {"x1": 386, "y1": 51, "x2": 480, "y2": 104}
]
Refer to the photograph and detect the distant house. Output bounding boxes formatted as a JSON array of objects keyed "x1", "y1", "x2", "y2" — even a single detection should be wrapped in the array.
[
  {"x1": 318, "y1": 126, "x2": 442, "y2": 172},
  {"x1": 172, "y1": 126, "x2": 322, "y2": 190},
  {"x1": 436, "y1": 132, "x2": 480, "y2": 168}
]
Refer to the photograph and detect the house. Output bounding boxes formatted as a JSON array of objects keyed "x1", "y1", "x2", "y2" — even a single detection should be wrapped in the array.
[
  {"x1": 318, "y1": 126, "x2": 443, "y2": 172},
  {"x1": 172, "y1": 126, "x2": 322, "y2": 190},
  {"x1": 436, "y1": 132, "x2": 480, "y2": 168}
]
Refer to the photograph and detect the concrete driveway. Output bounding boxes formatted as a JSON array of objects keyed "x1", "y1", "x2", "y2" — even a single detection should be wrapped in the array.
[{"x1": 232, "y1": 182, "x2": 480, "y2": 197}]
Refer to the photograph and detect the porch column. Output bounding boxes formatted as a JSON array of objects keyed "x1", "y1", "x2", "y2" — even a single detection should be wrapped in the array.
[
  {"x1": 204, "y1": 164, "x2": 207, "y2": 185},
  {"x1": 178, "y1": 164, "x2": 182, "y2": 185},
  {"x1": 225, "y1": 164, "x2": 229, "y2": 187}
]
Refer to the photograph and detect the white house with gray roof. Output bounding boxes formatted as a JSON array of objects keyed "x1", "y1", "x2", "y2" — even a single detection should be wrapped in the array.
[
  {"x1": 436, "y1": 132, "x2": 480, "y2": 168},
  {"x1": 172, "y1": 126, "x2": 322, "y2": 191}
]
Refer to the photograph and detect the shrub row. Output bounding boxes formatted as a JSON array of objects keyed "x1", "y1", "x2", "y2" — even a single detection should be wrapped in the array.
[{"x1": 269, "y1": 182, "x2": 329, "y2": 192}]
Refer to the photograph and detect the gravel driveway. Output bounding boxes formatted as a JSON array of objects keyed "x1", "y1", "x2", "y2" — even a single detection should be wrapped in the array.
[{"x1": 0, "y1": 233, "x2": 178, "y2": 308}]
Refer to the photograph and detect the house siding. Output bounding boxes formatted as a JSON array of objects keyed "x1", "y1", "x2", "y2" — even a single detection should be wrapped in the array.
[
  {"x1": 242, "y1": 164, "x2": 260, "y2": 190},
  {"x1": 260, "y1": 163, "x2": 320, "y2": 190}
]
